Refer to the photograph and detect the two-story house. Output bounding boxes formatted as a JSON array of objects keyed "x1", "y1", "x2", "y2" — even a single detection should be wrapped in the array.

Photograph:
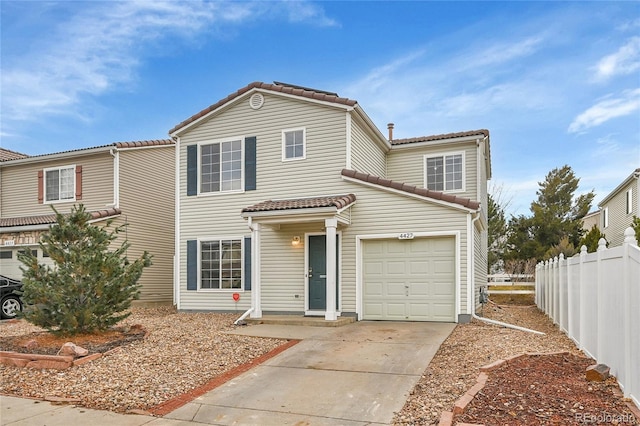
[
  {"x1": 598, "y1": 168, "x2": 640, "y2": 246},
  {"x1": 0, "y1": 140, "x2": 175, "y2": 306},
  {"x1": 170, "y1": 82, "x2": 490, "y2": 323}
]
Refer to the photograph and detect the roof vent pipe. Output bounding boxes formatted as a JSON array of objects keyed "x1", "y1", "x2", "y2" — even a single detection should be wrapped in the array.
[{"x1": 387, "y1": 123, "x2": 394, "y2": 141}]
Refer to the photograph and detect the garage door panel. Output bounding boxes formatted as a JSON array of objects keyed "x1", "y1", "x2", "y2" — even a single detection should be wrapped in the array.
[
  {"x1": 387, "y1": 261, "x2": 406, "y2": 274},
  {"x1": 386, "y1": 282, "x2": 406, "y2": 296},
  {"x1": 362, "y1": 237, "x2": 455, "y2": 322},
  {"x1": 409, "y1": 282, "x2": 428, "y2": 296},
  {"x1": 409, "y1": 260, "x2": 428, "y2": 274}
]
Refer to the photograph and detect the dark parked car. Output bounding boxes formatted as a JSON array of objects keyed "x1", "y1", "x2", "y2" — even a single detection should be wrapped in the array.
[{"x1": 0, "y1": 275, "x2": 23, "y2": 319}]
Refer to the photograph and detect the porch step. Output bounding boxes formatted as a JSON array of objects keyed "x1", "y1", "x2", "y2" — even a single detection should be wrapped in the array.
[{"x1": 244, "y1": 315, "x2": 355, "y2": 327}]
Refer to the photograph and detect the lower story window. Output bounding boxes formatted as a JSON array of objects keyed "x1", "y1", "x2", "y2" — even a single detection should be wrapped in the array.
[{"x1": 201, "y1": 239, "x2": 242, "y2": 289}]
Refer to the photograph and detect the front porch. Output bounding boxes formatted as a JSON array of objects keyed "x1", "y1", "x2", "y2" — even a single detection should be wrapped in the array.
[{"x1": 241, "y1": 194, "x2": 356, "y2": 322}]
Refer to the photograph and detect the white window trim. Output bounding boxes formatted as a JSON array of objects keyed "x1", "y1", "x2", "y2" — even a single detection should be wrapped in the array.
[
  {"x1": 43, "y1": 164, "x2": 76, "y2": 204},
  {"x1": 197, "y1": 137, "x2": 245, "y2": 196},
  {"x1": 197, "y1": 236, "x2": 245, "y2": 292},
  {"x1": 423, "y1": 151, "x2": 466, "y2": 193},
  {"x1": 626, "y1": 189, "x2": 633, "y2": 215},
  {"x1": 281, "y1": 127, "x2": 306, "y2": 162},
  {"x1": 603, "y1": 207, "x2": 609, "y2": 228}
]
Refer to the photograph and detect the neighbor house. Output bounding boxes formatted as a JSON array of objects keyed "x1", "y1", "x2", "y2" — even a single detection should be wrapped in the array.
[
  {"x1": 170, "y1": 82, "x2": 490, "y2": 323},
  {"x1": 0, "y1": 141, "x2": 175, "y2": 305},
  {"x1": 598, "y1": 168, "x2": 640, "y2": 247}
]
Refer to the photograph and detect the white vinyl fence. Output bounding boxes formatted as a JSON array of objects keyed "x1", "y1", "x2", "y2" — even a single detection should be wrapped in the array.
[{"x1": 536, "y1": 227, "x2": 640, "y2": 409}]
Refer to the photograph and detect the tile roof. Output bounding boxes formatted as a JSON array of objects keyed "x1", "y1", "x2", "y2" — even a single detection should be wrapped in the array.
[
  {"x1": 0, "y1": 140, "x2": 174, "y2": 163},
  {"x1": 242, "y1": 194, "x2": 356, "y2": 213},
  {"x1": 114, "y1": 139, "x2": 174, "y2": 149},
  {"x1": 169, "y1": 81, "x2": 358, "y2": 135},
  {"x1": 0, "y1": 148, "x2": 29, "y2": 162},
  {"x1": 391, "y1": 129, "x2": 490, "y2": 146},
  {"x1": 0, "y1": 208, "x2": 121, "y2": 228},
  {"x1": 341, "y1": 169, "x2": 480, "y2": 210}
]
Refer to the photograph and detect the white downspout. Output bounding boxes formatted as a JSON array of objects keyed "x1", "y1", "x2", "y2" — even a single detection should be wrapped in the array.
[
  {"x1": 470, "y1": 209, "x2": 544, "y2": 335},
  {"x1": 109, "y1": 148, "x2": 120, "y2": 208}
]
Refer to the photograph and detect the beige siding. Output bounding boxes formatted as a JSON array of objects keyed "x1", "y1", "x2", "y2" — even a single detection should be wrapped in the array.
[
  {"x1": 1, "y1": 152, "x2": 114, "y2": 218},
  {"x1": 387, "y1": 142, "x2": 479, "y2": 201},
  {"x1": 340, "y1": 183, "x2": 470, "y2": 316},
  {"x1": 119, "y1": 146, "x2": 175, "y2": 304},
  {"x1": 178, "y1": 93, "x2": 350, "y2": 311},
  {"x1": 602, "y1": 180, "x2": 638, "y2": 247},
  {"x1": 350, "y1": 118, "x2": 386, "y2": 176},
  {"x1": 473, "y1": 222, "x2": 487, "y2": 311}
]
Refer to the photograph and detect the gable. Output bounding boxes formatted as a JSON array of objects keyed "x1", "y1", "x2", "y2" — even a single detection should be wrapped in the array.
[{"x1": 170, "y1": 82, "x2": 357, "y2": 137}]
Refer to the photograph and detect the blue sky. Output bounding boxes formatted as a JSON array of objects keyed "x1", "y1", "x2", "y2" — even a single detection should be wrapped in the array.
[{"x1": 1, "y1": 1, "x2": 639, "y2": 217}]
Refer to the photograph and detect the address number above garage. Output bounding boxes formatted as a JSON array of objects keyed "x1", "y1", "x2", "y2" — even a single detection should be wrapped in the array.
[{"x1": 398, "y1": 233, "x2": 414, "y2": 240}]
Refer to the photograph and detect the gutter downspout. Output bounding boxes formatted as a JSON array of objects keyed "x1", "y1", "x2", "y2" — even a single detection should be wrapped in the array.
[
  {"x1": 469, "y1": 210, "x2": 544, "y2": 335},
  {"x1": 109, "y1": 149, "x2": 120, "y2": 208}
]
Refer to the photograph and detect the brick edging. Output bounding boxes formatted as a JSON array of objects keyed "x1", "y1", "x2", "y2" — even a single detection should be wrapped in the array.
[
  {"x1": 438, "y1": 351, "x2": 571, "y2": 426},
  {"x1": 148, "y1": 339, "x2": 301, "y2": 416}
]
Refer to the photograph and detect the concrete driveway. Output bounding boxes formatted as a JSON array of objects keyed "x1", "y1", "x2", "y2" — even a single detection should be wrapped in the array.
[{"x1": 165, "y1": 321, "x2": 455, "y2": 425}]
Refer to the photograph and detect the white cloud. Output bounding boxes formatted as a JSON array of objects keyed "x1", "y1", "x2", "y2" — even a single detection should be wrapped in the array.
[
  {"x1": 568, "y1": 89, "x2": 640, "y2": 133},
  {"x1": 593, "y1": 37, "x2": 640, "y2": 82},
  {"x1": 1, "y1": 1, "x2": 336, "y2": 124}
]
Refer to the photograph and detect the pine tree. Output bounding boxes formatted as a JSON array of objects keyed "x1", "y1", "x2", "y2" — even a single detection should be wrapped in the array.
[
  {"x1": 579, "y1": 224, "x2": 607, "y2": 253},
  {"x1": 18, "y1": 204, "x2": 152, "y2": 336}
]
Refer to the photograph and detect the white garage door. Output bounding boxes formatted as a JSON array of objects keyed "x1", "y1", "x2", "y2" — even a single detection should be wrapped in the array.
[{"x1": 362, "y1": 237, "x2": 455, "y2": 322}]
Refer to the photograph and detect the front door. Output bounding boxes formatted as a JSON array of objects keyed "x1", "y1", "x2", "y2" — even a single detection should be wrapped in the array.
[{"x1": 308, "y1": 235, "x2": 339, "y2": 311}]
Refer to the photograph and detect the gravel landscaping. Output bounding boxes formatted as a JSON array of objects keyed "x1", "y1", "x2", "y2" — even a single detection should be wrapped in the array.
[
  {"x1": 2, "y1": 302, "x2": 635, "y2": 425},
  {"x1": 392, "y1": 302, "x2": 634, "y2": 425},
  {"x1": 0, "y1": 306, "x2": 284, "y2": 413}
]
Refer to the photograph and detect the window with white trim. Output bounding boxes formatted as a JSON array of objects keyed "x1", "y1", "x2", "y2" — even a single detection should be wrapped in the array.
[
  {"x1": 282, "y1": 128, "x2": 305, "y2": 161},
  {"x1": 200, "y1": 139, "x2": 243, "y2": 193},
  {"x1": 603, "y1": 207, "x2": 609, "y2": 228},
  {"x1": 424, "y1": 153, "x2": 464, "y2": 191},
  {"x1": 45, "y1": 165, "x2": 75, "y2": 202},
  {"x1": 626, "y1": 189, "x2": 633, "y2": 215},
  {"x1": 200, "y1": 239, "x2": 242, "y2": 290}
]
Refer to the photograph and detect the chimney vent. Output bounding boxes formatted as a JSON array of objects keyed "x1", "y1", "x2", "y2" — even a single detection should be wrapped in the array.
[{"x1": 387, "y1": 123, "x2": 394, "y2": 141}]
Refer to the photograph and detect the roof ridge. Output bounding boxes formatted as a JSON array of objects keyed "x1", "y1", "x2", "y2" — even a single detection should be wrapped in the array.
[{"x1": 391, "y1": 129, "x2": 489, "y2": 146}]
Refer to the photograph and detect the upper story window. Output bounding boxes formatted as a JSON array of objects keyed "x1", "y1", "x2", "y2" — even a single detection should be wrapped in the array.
[
  {"x1": 603, "y1": 207, "x2": 609, "y2": 228},
  {"x1": 424, "y1": 152, "x2": 464, "y2": 192},
  {"x1": 200, "y1": 139, "x2": 243, "y2": 193},
  {"x1": 282, "y1": 128, "x2": 305, "y2": 161},
  {"x1": 44, "y1": 165, "x2": 75, "y2": 203},
  {"x1": 626, "y1": 189, "x2": 633, "y2": 215}
]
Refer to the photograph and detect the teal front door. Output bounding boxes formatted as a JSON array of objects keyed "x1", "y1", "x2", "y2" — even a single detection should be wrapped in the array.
[{"x1": 308, "y1": 235, "x2": 339, "y2": 311}]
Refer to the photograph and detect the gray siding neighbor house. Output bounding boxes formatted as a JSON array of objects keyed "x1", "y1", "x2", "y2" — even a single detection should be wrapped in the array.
[{"x1": 171, "y1": 82, "x2": 491, "y2": 323}]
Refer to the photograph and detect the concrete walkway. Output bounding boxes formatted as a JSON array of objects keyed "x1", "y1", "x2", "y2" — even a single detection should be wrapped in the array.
[{"x1": 1, "y1": 321, "x2": 455, "y2": 425}]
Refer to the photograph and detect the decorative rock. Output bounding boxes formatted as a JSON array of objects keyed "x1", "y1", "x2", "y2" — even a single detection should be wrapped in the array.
[
  {"x1": 26, "y1": 359, "x2": 73, "y2": 370},
  {"x1": 586, "y1": 364, "x2": 610, "y2": 381},
  {"x1": 73, "y1": 353, "x2": 102, "y2": 367},
  {"x1": 58, "y1": 342, "x2": 89, "y2": 358},
  {"x1": 0, "y1": 356, "x2": 29, "y2": 368}
]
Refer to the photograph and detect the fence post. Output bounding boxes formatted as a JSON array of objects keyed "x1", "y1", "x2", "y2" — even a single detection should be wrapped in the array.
[
  {"x1": 544, "y1": 260, "x2": 550, "y2": 315},
  {"x1": 559, "y1": 253, "x2": 565, "y2": 332},
  {"x1": 578, "y1": 245, "x2": 587, "y2": 351},
  {"x1": 622, "y1": 227, "x2": 637, "y2": 398},
  {"x1": 596, "y1": 237, "x2": 607, "y2": 361}
]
